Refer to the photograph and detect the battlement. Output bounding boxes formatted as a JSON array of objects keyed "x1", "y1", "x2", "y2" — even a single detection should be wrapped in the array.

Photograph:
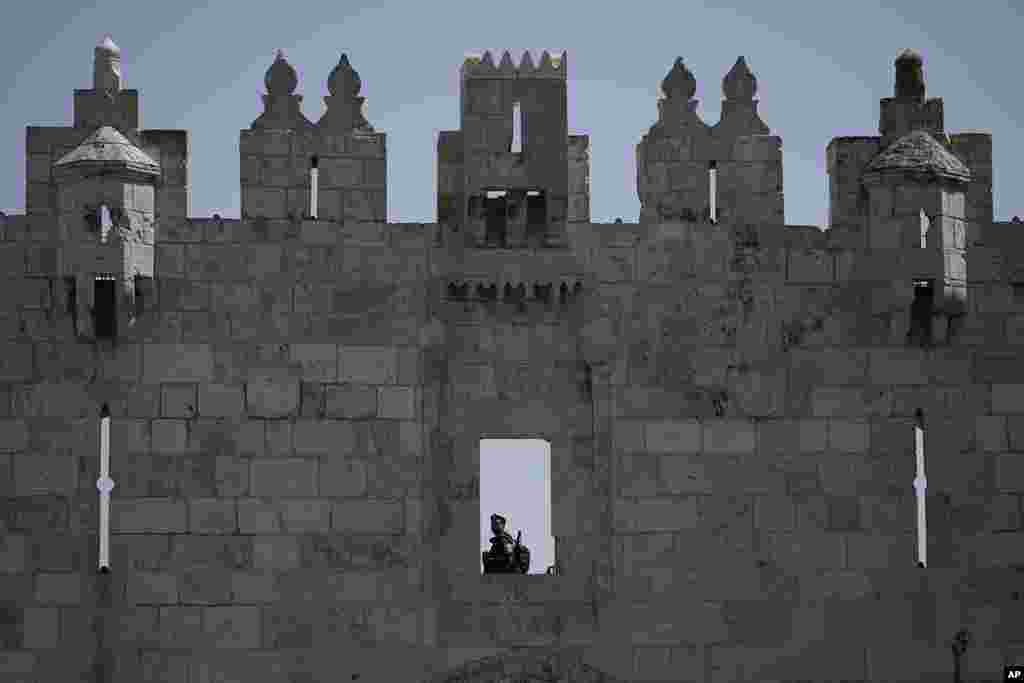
[{"x1": 461, "y1": 50, "x2": 567, "y2": 80}]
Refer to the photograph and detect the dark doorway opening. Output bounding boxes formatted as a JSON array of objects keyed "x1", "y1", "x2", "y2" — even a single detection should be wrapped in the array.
[{"x1": 94, "y1": 276, "x2": 117, "y2": 339}]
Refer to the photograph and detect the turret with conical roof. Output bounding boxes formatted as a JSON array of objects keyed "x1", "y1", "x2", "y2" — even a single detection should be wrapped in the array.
[
  {"x1": 826, "y1": 49, "x2": 987, "y2": 346},
  {"x1": 24, "y1": 37, "x2": 187, "y2": 341}
]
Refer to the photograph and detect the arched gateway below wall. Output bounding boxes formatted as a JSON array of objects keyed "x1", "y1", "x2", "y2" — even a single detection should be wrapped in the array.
[{"x1": 425, "y1": 645, "x2": 630, "y2": 683}]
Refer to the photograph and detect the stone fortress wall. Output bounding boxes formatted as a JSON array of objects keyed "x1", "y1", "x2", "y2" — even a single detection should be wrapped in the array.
[{"x1": 0, "y1": 37, "x2": 1022, "y2": 682}]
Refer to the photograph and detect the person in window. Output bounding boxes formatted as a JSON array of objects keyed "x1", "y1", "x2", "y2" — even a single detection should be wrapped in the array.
[{"x1": 482, "y1": 513, "x2": 530, "y2": 574}]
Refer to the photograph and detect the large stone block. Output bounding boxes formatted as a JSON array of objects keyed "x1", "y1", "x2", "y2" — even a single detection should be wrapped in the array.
[
  {"x1": 238, "y1": 498, "x2": 282, "y2": 534},
  {"x1": 13, "y1": 454, "x2": 76, "y2": 495},
  {"x1": 293, "y1": 419, "x2": 355, "y2": 457},
  {"x1": 318, "y1": 457, "x2": 367, "y2": 498},
  {"x1": 188, "y1": 498, "x2": 237, "y2": 534},
  {"x1": 644, "y1": 420, "x2": 700, "y2": 454},
  {"x1": 246, "y1": 376, "x2": 300, "y2": 417},
  {"x1": 331, "y1": 499, "x2": 404, "y2": 534},
  {"x1": 338, "y1": 347, "x2": 397, "y2": 384},
  {"x1": 249, "y1": 458, "x2": 318, "y2": 497},
  {"x1": 251, "y1": 535, "x2": 300, "y2": 571},
  {"x1": 615, "y1": 498, "x2": 698, "y2": 532},
  {"x1": 203, "y1": 605, "x2": 261, "y2": 649},
  {"x1": 112, "y1": 498, "x2": 187, "y2": 533},
  {"x1": 143, "y1": 344, "x2": 213, "y2": 383},
  {"x1": 198, "y1": 384, "x2": 244, "y2": 418},
  {"x1": 289, "y1": 343, "x2": 338, "y2": 381},
  {"x1": 764, "y1": 531, "x2": 844, "y2": 571},
  {"x1": 151, "y1": 419, "x2": 188, "y2": 455},
  {"x1": 279, "y1": 499, "x2": 331, "y2": 533},
  {"x1": 33, "y1": 572, "x2": 81, "y2": 605},
  {"x1": 992, "y1": 385, "x2": 1024, "y2": 415},
  {"x1": 996, "y1": 454, "x2": 1024, "y2": 493},
  {"x1": 827, "y1": 419, "x2": 869, "y2": 454},
  {"x1": 702, "y1": 420, "x2": 756, "y2": 455},
  {"x1": 377, "y1": 386, "x2": 416, "y2": 419},
  {"x1": 787, "y1": 248, "x2": 833, "y2": 283}
]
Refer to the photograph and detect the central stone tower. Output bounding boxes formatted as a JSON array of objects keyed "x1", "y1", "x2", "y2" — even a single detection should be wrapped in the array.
[{"x1": 436, "y1": 50, "x2": 589, "y2": 249}]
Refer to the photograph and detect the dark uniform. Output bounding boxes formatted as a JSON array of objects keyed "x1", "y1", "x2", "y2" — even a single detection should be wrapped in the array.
[{"x1": 482, "y1": 513, "x2": 530, "y2": 574}]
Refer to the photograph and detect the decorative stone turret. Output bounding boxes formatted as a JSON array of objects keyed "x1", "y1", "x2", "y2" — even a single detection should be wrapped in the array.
[
  {"x1": 437, "y1": 50, "x2": 586, "y2": 249},
  {"x1": 318, "y1": 53, "x2": 374, "y2": 133},
  {"x1": 52, "y1": 125, "x2": 159, "y2": 339},
  {"x1": 241, "y1": 49, "x2": 385, "y2": 221},
  {"x1": 251, "y1": 50, "x2": 313, "y2": 131},
  {"x1": 93, "y1": 35, "x2": 122, "y2": 93},
  {"x1": 879, "y1": 48, "x2": 943, "y2": 147},
  {"x1": 827, "y1": 50, "x2": 991, "y2": 247},
  {"x1": 73, "y1": 35, "x2": 139, "y2": 132},
  {"x1": 637, "y1": 55, "x2": 782, "y2": 226}
]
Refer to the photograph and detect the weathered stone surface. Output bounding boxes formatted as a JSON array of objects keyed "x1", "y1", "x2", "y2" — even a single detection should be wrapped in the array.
[{"x1": 4, "y1": 44, "x2": 1018, "y2": 682}]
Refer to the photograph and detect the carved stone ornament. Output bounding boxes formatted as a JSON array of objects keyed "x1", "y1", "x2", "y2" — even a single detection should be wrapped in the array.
[
  {"x1": 662, "y1": 57, "x2": 696, "y2": 100},
  {"x1": 265, "y1": 49, "x2": 298, "y2": 95},
  {"x1": 723, "y1": 55, "x2": 757, "y2": 101}
]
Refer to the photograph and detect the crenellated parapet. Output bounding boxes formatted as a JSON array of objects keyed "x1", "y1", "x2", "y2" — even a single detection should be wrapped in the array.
[{"x1": 460, "y1": 50, "x2": 567, "y2": 80}]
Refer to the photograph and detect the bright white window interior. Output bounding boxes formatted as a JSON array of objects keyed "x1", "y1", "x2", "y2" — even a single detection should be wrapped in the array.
[
  {"x1": 486, "y1": 190, "x2": 507, "y2": 200},
  {"x1": 920, "y1": 209, "x2": 929, "y2": 249},
  {"x1": 97, "y1": 404, "x2": 114, "y2": 571},
  {"x1": 480, "y1": 438, "x2": 553, "y2": 574},
  {"x1": 310, "y1": 156, "x2": 319, "y2": 219},
  {"x1": 709, "y1": 162, "x2": 717, "y2": 222},
  {"x1": 913, "y1": 412, "x2": 927, "y2": 567},
  {"x1": 511, "y1": 101, "x2": 522, "y2": 154},
  {"x1": 98, "y1": 204, "x2": 112, "y2": 243}
]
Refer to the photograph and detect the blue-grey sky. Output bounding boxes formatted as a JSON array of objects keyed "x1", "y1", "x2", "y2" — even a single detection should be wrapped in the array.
[{"x1": 1, "y1": 0, "x2": 1021, "y2": 225}]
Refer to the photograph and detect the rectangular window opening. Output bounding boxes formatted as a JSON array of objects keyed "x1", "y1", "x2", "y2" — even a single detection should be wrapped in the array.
[
  {"x1": 914, "y1": 410, "x2": 927, "y2": 568},
  {"x1": 708, "y1": 161, "x2": 718, "y2": 224},
  {"x1": 527, "y1": 190, "x2": 547, "y2": 237},
  {"x1": 93, "y1": 275, "x2": 117, "y2": 339},
  {"x1": 908, "y1": 279, "x2": 934, "y2": 346},
  {"x1": 919, "y1": 209, "x2": 930, "y2": 249},
  {"x1": 480, "y1": 439, "x2": 554, "y2": 575},
  {"x1": 485, "y1": 191, "x2": 508, "y2": 246},
  {"x1": 310, "y1": 156, "x2": 319, "y2": 219},
  {"x1": 64, "y1": 276, "x2": 77, "y2": 316},
  {"x1": 511, "y1": 101, "x2": 522, "y2": 154},
  {"x1": 98, "y1": 204, "x2": 113, "y2": 244},
  {"x1": 1012, "y1": 283, "x2": 1024, "y2": 306},
  {"x1": 98, "y1": 403, "x2": 113, "y2": 572}
]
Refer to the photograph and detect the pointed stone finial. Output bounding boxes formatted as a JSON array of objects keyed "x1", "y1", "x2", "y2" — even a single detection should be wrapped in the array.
[
  {"x1": 93, "y1": 34, "x2": 122, "y2": 92},
  {"x1": 894, "y1": 48, "x2": 925, "y2": 99},
  {"x1": 319, "y1": 52, "x2": 372, "y2": 132},
  {"x1": 480, "y1": 51, "x2": 495, "y2": 70},
  {"x1": 265, "y1": 50, "x2": 298, "y2": 95},
  {"x1": 327, "y1": 53, "x2": 361, "y2": 97},
  {"x1": 723, "y1": 56, "x2": 756, "y2": 101},
  {"x1": 97, "y1": 35, "x2": 120, "y2": 57},
  {"x1": 662, "y1": 58, "x2": 696, "y2": 100},
  {"x1": 520, "y1": 51, "x2": 535, "y2": 72}
]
